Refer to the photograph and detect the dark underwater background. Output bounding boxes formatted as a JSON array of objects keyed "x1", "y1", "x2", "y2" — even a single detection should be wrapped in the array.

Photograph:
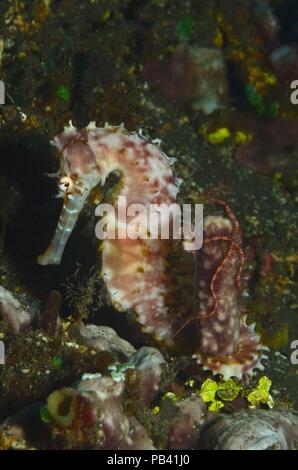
[{"x1": 0, "y1": 0, "x2": 297, "y2": 450}]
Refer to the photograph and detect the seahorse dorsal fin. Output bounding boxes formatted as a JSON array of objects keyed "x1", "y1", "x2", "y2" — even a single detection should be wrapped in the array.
[{"x1": 87, "y1": 121, "x2": 97, "y2": 130}]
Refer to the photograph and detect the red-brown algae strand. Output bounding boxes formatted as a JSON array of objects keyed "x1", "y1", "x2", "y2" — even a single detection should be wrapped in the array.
[
  {"x1": 195, "y1": 215, "x2": 265, "y2": 379},
  {"x1": 38, "y1": 122, "x2": 179, "y2": 345},
  {"x1": 198, "y1": 216, "x2": 241, "y2": 356}
]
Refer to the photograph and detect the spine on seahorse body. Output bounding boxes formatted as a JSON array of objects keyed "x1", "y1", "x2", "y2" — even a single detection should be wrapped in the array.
[{"x1": 38, "y1": 122, "x2": 180, "y2": 344}]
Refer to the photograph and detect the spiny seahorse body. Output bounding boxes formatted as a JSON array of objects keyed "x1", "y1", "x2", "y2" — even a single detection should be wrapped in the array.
[
  {"x1": 38, "y1": 122, "x2": 265, "y2": 378},
  {"x1": 38, "y1": 122, "x2": 180, "y2": 344}
]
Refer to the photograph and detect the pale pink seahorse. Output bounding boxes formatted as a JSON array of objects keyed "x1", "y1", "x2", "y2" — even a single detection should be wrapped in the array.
[
  {"x1": 38, "y1": 122, "x2": 265, "y2": 378},
  {"x1": 194, "y1": 207, "x2": 267, "y2": 379},
  {"x1": 37, "y1": 122, "x2": 180, "y2": 345}
]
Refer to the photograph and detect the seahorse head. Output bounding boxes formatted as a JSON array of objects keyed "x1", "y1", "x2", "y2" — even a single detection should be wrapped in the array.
[
  {"x1": 52, "y1": 121, "x2": 101, "y2": 198},
  {"x1": 38, "y1": 122, "x2": 102, "y2": 265}
]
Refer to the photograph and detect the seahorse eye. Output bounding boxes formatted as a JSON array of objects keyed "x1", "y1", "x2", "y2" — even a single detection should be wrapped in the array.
[{"x1": 59, "y1": 176, "x2": 74, "y2": 194}]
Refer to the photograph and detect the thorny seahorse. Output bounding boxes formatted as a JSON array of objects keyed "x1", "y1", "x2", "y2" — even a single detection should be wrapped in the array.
[
  {"x1": 37, "y1": 122, "x2": 181, "y2": 345},
  {"x1": 38, "y1": 122, "x2": 266, "y2": 377}
]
